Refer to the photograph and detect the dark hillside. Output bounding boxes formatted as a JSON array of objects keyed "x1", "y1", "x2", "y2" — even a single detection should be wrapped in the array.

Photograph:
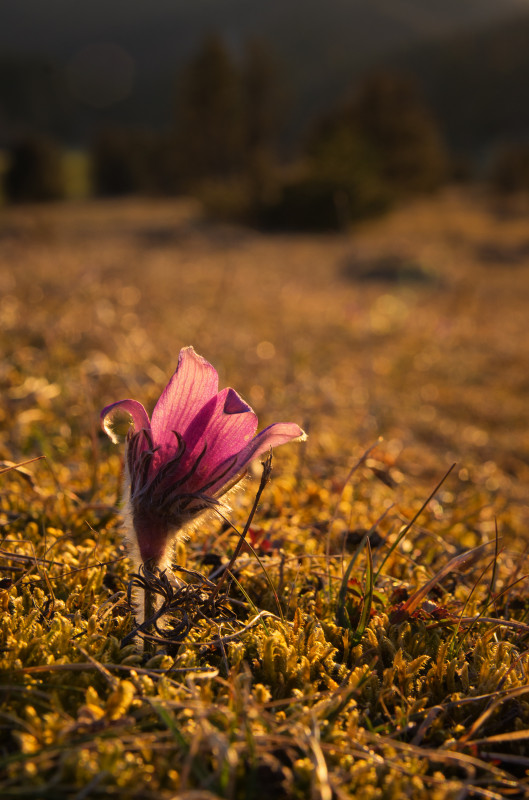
[
  {"x1": 1, "y1": 0, "x2": 528, "y2": 145},
  {"x1": 384, "y1": 13, "x2": 529, "y2": 158}
]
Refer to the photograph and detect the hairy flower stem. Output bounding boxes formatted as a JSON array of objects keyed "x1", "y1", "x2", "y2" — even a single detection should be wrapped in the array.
[{"x1": 142, "y1": 559, "x2": 157, "y2": 655}]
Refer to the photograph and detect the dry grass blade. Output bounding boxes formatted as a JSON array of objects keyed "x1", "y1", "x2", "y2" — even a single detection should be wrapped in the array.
[
  {"x1": 211, "y1": 450, "x2": 273, "y2": 603},
  {"x1": 480, "y1": 752, "x2": 529, "y2": 769},
  {"x1": 14, "y1": 663, "x2": 217, "y2": 679},
  {"x1": 0, "y1": 455, "x2": 45, "y2": 477},
  {"x1": 401, "y1": 539, "x2": 498, "y2": 617},
  {"x1": 326, "y1": 440, "x2": 380, "y2": 586},
  {"x1": 365, "y1": 733, "x2": 525, "y2": 796},
  {"x1": 374, "y1": 462, "x2": 456, "y2": 583},
  {"x1": 481, "y1": 518, "x2": 501, "y2": 613},
  {"x1": 457, "y1": 684, "x2": 529, "y2": 745},
  {"x1": 308, "y1": 719, "x2": 333, "y2": 800},
  {"x1": 468, "y1": 729, "x2": 529, "y2": 746},
  {"x1": 410, "y1": 705, "x2": 445, "y2": 746},
  {"x1": 438, "y1": 614, "x2": 529, "y2": 633},
  {"x1": 73, "y1": 644, "x2": 119, "y2": 688}
]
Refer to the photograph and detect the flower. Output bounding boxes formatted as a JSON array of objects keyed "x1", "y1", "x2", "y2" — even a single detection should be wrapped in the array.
[{"x1": 101, "y1": 346, "x2": 306, "y2": 569}]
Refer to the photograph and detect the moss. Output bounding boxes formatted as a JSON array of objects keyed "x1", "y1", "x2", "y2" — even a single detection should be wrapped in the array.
[{"x1": 1, "y1": 192, "x2": 529, "y2": 798}]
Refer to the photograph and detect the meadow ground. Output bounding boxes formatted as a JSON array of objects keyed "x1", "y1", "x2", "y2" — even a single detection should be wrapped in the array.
[{"x1": 1, "y1": 187, "x2": 529, "y2": 798}]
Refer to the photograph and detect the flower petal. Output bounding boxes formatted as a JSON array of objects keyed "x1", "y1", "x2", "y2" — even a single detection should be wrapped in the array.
[
  {"x1": 178, "y1": 387, "x2": 258, "y2": 491},
  {"x1": 205, "y1": 422, "x2": 307, "y2": 496},
  {"x1": 100, "y1": 399, "x2": 151, "y2": 444},
  {"x1": 150, "y1": 346, "x2": 219, "y2": 450}
]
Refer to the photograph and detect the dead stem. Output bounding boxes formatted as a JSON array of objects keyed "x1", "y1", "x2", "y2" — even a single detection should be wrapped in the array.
[{"x1": 210, "y1": 450, "x2": 273, "y2": 604}]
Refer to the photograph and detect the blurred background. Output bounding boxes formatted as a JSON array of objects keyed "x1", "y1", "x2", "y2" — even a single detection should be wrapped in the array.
[
  {"x1": 1, "y1": 0, "x2": 529, "y2": 537},
  {"x1": 2, "y1": 0, "x2": 529, "y2": 219}
]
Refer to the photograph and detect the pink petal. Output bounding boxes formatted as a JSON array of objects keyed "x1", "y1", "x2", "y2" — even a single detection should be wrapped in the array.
[
  {"x1": 206, "y1": 422, "x2": 307, "y2": 496},
  {"x1": 150, "y1": 347, "x2": 219, "y2": 450},
  {"x1": 179, "y1": 387, "x2": 258, "y2": 491},
  {"x1": 100, "y1": 399, "x2": 151, "y2": 444}
]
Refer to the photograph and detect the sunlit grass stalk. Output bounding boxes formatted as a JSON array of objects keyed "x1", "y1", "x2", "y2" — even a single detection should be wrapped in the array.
[
  {"x1": 353, "y1": 537, "x2": 373, "y2": 645},
  {"x1": 373, "y1": 463, "x2": 456, "y2": 584},
  {"x1": 221, "y1": 573, "x2": 271, "y2": 635},
  {"x1": 447, "y1": 555, "x2": 498, "y2": 658},
  {"x1": 480, "y1": 517, "x2": 500, "y2": 613},
  {"x1": 210, "y1": 452, "x2": 285, "y2": 624},
  {"x1": 325, "y1": 440, "x2": 379, "y2": 602},
  {"x1": 336, "y1": 505, "x2": 393, "y2": 629},
  {"x1": 211, "y1": 451, "x2": 272, "y2": 602},
  {"x1": 401, "y1": 539, "x2": 497, "y2": 618},
  {"x1": 0, "y1": 455, "x2": 45, "y2": 475}
]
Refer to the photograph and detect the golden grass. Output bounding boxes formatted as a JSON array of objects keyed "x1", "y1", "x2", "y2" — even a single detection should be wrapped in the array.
[{"x1": 1, "y1": 188, "x2": 529, "y2": 798}]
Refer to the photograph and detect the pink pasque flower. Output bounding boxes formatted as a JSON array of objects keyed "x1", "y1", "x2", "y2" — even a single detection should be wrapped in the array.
[{"x1": 101, "y1": 346, "x2": 306, "y2": 569}]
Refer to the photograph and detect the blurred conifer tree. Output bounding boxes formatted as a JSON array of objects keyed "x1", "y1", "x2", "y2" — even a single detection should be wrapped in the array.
[
  {"x1": 241, "y1": 39, "x2": 284, "y2": 203},
  {"x1": 351, "y1": 71, "x2": 448, "y2": 192},
  {"x1": 490, "y1": 143, "x2": 529, "y2": 193},
  {"x1": 5, "y1": 137, "x2": 64, "y2": 202},
  {"x1": 175, "y1": 35, "x2": 243, "y2": 183}
]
